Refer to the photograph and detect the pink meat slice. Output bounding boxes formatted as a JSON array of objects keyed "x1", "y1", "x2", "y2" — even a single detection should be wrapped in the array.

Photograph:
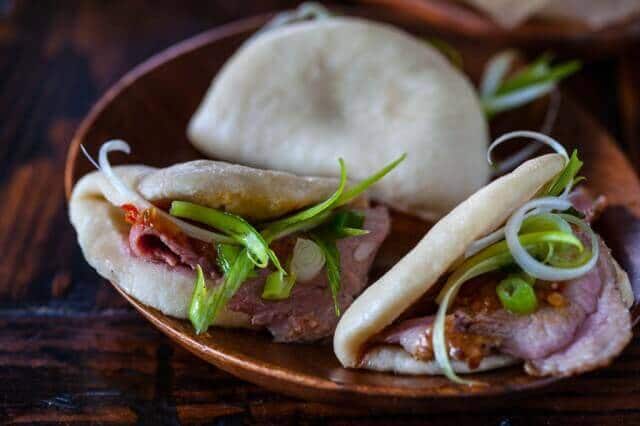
[
  {"x1": 129, "y1": 221, "x2": 218, "y2": 276},
  {"x1": 568, "y1": 187, "x2": 607, "y2": 222},
  {"x1": 376, "y1": 316, "x2": 436, "y2": 357},
  {"x1": 525, "y1": 247, "x2": 632, "y2": 376},
  {"x1": 228, "y1": 206, "x2": 391, "y2": 342},
  {"x1": 463, "y1": 240, "x2": 609, "y2": 360},
  {"x1": 367, "y1": 192, "x2": 631, "y2": 375},
  {"x1": 373, "y1": 242, "x2": 630, "y2": 374}
]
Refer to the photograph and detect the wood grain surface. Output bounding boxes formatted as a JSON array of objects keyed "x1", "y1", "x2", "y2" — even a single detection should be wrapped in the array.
[{"x1": 2, "y1": 0, "x2": 640, "y2": 424}]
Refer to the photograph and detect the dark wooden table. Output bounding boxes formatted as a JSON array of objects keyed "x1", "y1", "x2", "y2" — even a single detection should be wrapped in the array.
[{"x1": 2, "y1": 1, "x2": 640, "y2": 424}]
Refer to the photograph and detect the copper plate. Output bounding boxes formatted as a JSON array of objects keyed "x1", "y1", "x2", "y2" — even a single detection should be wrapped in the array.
[{"x1": 64, "y1": 11, "x2": 640, "y2": 408}]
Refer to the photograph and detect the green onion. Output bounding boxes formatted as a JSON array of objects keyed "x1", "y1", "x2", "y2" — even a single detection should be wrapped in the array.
[
  {"x1": 433, "y1": 250, "x2": 514, "y2": 385},
  {"x1": 216, "y1": 243, "x2": 241, "y2": 275},
  {"x1": 548, "y1": 242, "x2": 592, "y2": 268},
  {"x1": 480, "y1": 51, "x2": 581, "y2": 118},
  {"x1": 261, "y1": 159, "x2": 347, "y2": 241},
  {"x1": 217, "y1": 243, "x2": 257, "y2": 278},
  {"x1": 437, "y1": 230, "x2": 583, "y2": 304},
  {"x1": 543, "y1": 149, "x2": 583, "y2": 197},
  {"x1": 496, "y1": 57, "x2": 581, "y2": 96},
  {"x1": 261, "y1": 153, "x2": 405, "y2": 243},
  {"x1": 480, "y1": 50, "x2": 517, "y2": 97},
  {"x1": 189, "y1": 249, "x2": 255, "y2": 333},
  {"x1": 521, "y1": 212, "x2": 572, "y2": 234},
  {"x1": 188, "y1": 265, "x2": 216, "y2": 334},
  {"x1": 483, "y1": 82, "x2": 555, "y2": 118},
  {"x1": 310, "y1": 233, "x2": 341, "y2": 315},
  {"x1": 496, "y1": 274, "x2": 538, "y2": 314},
  {"x1": 290, "y1": 238, "x2": 326, "y2": 282},
  {"x1": 336, "y1": 154, "x2": 406, "y2": 207},
  {"x1": 170, "y1": 201, "x2": 283, "y2": 273},
  {"x1": 262, "y1": 269, "x2": 297, "y2": 300},
  {"x1": 317, "y1": 211, "x2": 368, "y2": 240},
  {"x1": 433, "y1": 228, "x2": 584, "y2": 384},
  {"x1": 183, "y1": 154, "x2": 404, "y2": 333},
  {"x1": 262, "y1": 210, "x2": 333, "y2": 243}
]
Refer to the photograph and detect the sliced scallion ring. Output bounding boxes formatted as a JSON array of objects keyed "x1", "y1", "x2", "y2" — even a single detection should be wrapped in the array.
[
  {"x1": 487, "y1": 131, "x2": 569, "y2": 166},
  {"x1": 505, "y1": 198, "x2": 598, "y2": 281},
  {"x1": 290, "y1": 238, "x2": 326, "y2": 282},
  {"x1": 496, "y1": 275, "x2": 538, "y2": 315}
]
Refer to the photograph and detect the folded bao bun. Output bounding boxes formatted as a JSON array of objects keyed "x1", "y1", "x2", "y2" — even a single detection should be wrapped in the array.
[
  {"x1": 335, "y1": 152, "x2": 633, "y2": 375},
  {"x1": 463, "y1": 0, "x2": 640, "y2": 29},
  {"x1": 334, "y1": 154, "x2": 566, "y2": 369},
  {"x1": 69, "y1": 160, "x2": 338, "y2": 323},
  {"x1": 188, "y1": 17, "x2": 488, "y2": 221}
]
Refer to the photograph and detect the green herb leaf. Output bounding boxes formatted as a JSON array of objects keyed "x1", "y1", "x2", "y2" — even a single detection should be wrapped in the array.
[
  {"x1": 310, "y1": 233, "x2": 341, "y2": 316},
  {"x1": 170, "y1": 201, "x2": 283, "y2": 273},
  {"x1": 496, "y1": 274, "x2": 538, "y2": 314},
  {"x1": 544, "y1": 149, "x2": 583, "y2": 197}
]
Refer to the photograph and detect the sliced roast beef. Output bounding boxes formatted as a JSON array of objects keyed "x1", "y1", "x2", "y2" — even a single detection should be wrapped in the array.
[
  {"x1": 375, "y1": 314, "x2": 499, "y2": 367},
  {"x1": 463, "y1": 247, "x2": 604, "y2": 359},
  {"x1": 376, "y1": 316, "x2": 436, "y2": 359},
  {"x1": 125, "y1": 202, "x2": 390, "y2": 342},
  {"x1": 128, "y1": 211, "x2": 218, "y2": 276},
  {"x1": 525, "y1": 245, "x2": 632, "y2": 376},
  {"x1": 569, "y1": 187, "x2": 607, "y2": 223},
  {"x1": 228, "y1": 206, "x2": 391, "y2": 342},
  {"x1": 371, "y1": 239, "x2": 630, "y2": 375},
  {"x1": 367, "y1": 190, "x2": 630, "y2": 375}
]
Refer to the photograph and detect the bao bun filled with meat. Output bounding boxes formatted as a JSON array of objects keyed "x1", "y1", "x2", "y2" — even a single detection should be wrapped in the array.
[
  {"x1": 188, "y1": 16, "x2": 488, "y2": 221},
  {"x1": 70, "y1": 141, "x2": 400, "y2": 342},
  {"x1": 334, "y1": 132, "x2": 634, "y2": 382}
]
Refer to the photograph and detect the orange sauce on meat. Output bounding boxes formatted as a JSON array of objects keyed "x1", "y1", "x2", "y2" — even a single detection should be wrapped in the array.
[
  {"x1": 123, "y1": 205, "x2": 217, "y2": 271},
  {"x1": 414, "y1": 274, "x2": 567, "y2": 369},
  {"x1": 534, "y1": 281, "x2": 567, "y2": 307},
  {"x1": 411, "y1": 317, "x2": 500, "y2": 370},
  {"x1": 127, "y1": 206, "x2": 183, "y2": 240},
  {"x1": 454, "y1": 273, "x2": 567, "y2": 313},
  {"x1": 121, "y1": 203, "x2": 140, "y2": 224}
]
